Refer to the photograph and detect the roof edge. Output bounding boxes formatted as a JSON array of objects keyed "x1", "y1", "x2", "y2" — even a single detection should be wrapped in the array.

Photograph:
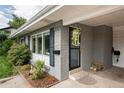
[{"x1": 11, "y1": 5, "x2": 62, "y2": 38}]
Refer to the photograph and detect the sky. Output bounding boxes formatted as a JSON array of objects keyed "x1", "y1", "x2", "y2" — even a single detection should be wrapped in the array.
[{"x1": 0, "y1": 5, "x2": 45, "y2": 29}]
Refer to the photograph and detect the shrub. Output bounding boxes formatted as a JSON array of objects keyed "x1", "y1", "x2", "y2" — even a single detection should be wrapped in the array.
[
  {"x1": 0, "y1": 56, "x2": 18, "y2": 79},
  {"x1": 0, "y1": 30, "x2": 8, "y2": 44},
  {"x1": 32, "y1": 60, "x2": 44, "y2": 80},
  {"x1": 7, "y1": 42, "x2": 32, "y2": 66},
  {"x1": 0, "y1": 39, "x2": 13, "y2": 56}
]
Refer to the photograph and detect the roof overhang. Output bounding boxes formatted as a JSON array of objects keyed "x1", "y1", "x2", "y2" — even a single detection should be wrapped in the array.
[
  {"x1": 10, "y1": 5, "x2": 124, "y2": 38},
  {"x1": 10, "y1": 5, "x2": 64, "y2": 37}
]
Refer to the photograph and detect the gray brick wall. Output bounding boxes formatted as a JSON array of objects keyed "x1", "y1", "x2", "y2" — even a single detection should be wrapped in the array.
[
  {"x1": 80, "y1": 24, "x2": 94, "y2": 70},
  {"x1": 48, "y1": 26, "x2": 62, "y2": 80},
  {"x1": 60, "y1": 26, "x2": 69, "y2": 80},
  {"x1": 94, "y1": 25, "x2": 112, "y2": 68}
]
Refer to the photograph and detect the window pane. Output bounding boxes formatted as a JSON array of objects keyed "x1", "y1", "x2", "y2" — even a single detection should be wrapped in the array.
[
  {"x1": 28, "y1": 35, "x2": 30, "y2": 48},
  {"x1": 20, "y1": 39, "x2": 24, "y2": 43},
  {"x1": 70, "y1": 27, "x2": 81, "y2": 48},
  {"x1": 50, "y1": 28, "x2": 54, "y2": 67},
  {"x1": 20, "y1": 37, "x2": 25, "y2": 44},
  {"x1": 32, "y1": 36, "x2": 36, "y2": 53},
  {"x1": 43, "y1": 33, "x2": 50, "y2": 55},
  {"x1": 70, "y1": 49, "x2": 80, "y2": 69},
  {"x1": 37, "y1": 35, "x2": 42, "y2": 54}
]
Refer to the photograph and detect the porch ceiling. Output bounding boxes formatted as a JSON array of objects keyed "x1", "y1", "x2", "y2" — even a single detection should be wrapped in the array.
[
  {"x1": 79, "y1": 8, "x2": 124, "y2": 27},
  {"x1": 46, "y1": 5, "x2": 124, "y2": 26}
]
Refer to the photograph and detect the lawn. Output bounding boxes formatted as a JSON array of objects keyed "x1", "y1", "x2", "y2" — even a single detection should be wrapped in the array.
[{"x1": 0, "y1": 56, "x2": 17, "y2": 79}]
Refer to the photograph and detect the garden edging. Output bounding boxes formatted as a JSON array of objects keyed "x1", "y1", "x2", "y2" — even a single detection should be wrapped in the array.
[
  {"x1": 0, "y1": 76, "x2": 17, "y2": 84},
  {"x1": 19, "y1": 73, "x2": 33, "y2": 88}
]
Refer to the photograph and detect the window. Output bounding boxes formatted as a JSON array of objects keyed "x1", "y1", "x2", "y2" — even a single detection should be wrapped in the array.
[
  {"x1": 20, "y1": 37, "x2": 25, "y2": 44},
  {"x1": 43, "y1": 33, "x2": 50, "y2": 55},
  {"x1": 71, "y1": 27, "x2": 81, "y2": 47},
  {"x1": 28, "y1": 35, "x2": 30, "y2": 47},
  {"x1": 37, "y1": 34, "x2": 42, "y2": 54},
  {"x1": 32, "y1": 36, "x2": 36, "y2": 53},
  {"x1": 50, "y1": 28, "x2": 54, "y2": 67},
  {"x1": 31, "y1": 31, "x2": 50, "y2": 55}
]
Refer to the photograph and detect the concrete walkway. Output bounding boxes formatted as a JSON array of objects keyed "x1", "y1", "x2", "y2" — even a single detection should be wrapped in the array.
[
  {"x1": 1, "y1": 67, "x2": 124, "y2": 88},
  {"x1": 0, "y1": 75, "x2": 31, "y2": 88},
  {"x1": 51, "y1": 70, "x2": 124, "y2": 88}
]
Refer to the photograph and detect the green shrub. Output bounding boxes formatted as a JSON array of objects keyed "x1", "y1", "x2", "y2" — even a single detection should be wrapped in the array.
[
  {"x1": 0, "y1": 30, "x2": 8, "y2": 44},
  {"x1": 32, "y1": 60, "x2": 44, "y2": 80},
  {"x1": 0, "y1": 56, "x2": 18, "y2": 79},
  {"x1": 0, "y1": 39, "x2": 13, "y2": 56},
  {"x1": 7, "y1": 42, "x2": 32, "y2": 66}
]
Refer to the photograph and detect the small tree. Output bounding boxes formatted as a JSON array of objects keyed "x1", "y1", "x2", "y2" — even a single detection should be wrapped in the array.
[
  {"x1": 0, "y1": 30, "x2": 8, "y2": 44},
  {"x1": 8, "y1": 14, "x2": 26, "y2": 29},
  {"x1": 32, "y1": 60, "x2": 44, "y2": 80},
  {"x1": 0, "y1": 39, "x2": 14, "y2": 56},
  {"x1": 7, "y1": 42, "x2": 32, "y2": 65}
]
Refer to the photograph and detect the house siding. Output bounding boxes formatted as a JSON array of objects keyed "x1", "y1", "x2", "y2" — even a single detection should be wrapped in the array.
[
  {"x1": 49, "y1": 26, "x2": 61, "y2": 80},
  {"x1": 94, "y1": 25, "x2": 112, "y2": 68},
  {"x1": 113, "y1": 27, "x2": 124, "y2": 68},
  {"x1": 80, "y1": 25, "x2": 94, "y2": 70},
  {"x1": 61, "y1": 26, "x2": 69, "y2": 80}
]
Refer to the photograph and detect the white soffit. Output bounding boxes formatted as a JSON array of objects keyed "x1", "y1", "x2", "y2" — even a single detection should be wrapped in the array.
[
  {"x1": 80, "y1": 8, "x2": 124, "y2": 27},
  {"x1": 46, "y1": 5, "x2": 124, "y2": 26}
]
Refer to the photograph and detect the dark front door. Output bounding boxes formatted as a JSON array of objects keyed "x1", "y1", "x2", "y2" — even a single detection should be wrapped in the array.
[{"x1": 69, "y1": 27, "x2": 81, "y2": 70}]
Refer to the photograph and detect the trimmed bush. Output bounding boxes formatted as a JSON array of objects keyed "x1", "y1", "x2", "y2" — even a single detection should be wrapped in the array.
[
  {"x1": 7, "y1": 42, "x2": 32, "y2": 66},
  {"x1": 0, "y1": 39, "x2": 13, "y2": 56},
  {"x1": 32, "y1": 60, "x2": 44, "y2": 80}
]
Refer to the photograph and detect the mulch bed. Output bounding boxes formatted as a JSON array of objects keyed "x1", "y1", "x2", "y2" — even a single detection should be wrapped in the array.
[{"x1": 17, "y1": 66, "x2": 59, "y2": 88}]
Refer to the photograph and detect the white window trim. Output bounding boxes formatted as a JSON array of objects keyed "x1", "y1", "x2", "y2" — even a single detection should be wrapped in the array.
[
  {"x1": 31, "y1": 35, "x2": 36, "y2": 53},
  {"x1": 43, "y1": 32, "x2": 50, "y2": 55},
  {"x1": 37, "y1": 34, "x2": 43, "y2": 54},
  {"x1": 42, "y1": 34, "x2": 44, "y2": 54},
  {"x1": 30, "y1": 30, "x2": 50, "y2": 56}
]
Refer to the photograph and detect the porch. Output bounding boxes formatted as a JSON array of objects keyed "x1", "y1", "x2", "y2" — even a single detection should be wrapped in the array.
[
  {"x1": 52, "y1": 67, "x2": 124, "y2": 88},
  {"x1": 65, "y1": 6, "x2": 124, "y2": 80}
]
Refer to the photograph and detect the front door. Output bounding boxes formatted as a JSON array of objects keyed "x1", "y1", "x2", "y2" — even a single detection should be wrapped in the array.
[{"x1": 69, "y1": 27, "x2": 81, "y2": 70}]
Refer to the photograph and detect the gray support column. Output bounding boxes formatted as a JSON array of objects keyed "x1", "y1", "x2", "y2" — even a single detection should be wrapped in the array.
[
  {"x1": 49, "y1": 21, "x2": 69, "y2": 81},
  {"x1": 48, "y1": 26, "x2": 61, "y2": 80},
  {"x1": 60, "y1": 26, "x2": 69, "y2": 80},
  {"x1": 80, "y1": 25, "x2": 94, "y2": 70}
]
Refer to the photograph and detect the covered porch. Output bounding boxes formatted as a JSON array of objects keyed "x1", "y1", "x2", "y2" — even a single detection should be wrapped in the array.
[{"x1": 60, "y1": 6, "x2": 124, "y2": 82}]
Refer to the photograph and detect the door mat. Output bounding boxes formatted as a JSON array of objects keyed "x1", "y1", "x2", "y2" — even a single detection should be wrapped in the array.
[{"x1": 77, "y1": 75, "x2": 97, "y2": 85}]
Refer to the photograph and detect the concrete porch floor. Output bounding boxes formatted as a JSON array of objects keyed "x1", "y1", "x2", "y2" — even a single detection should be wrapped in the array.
[{"x1": 51, "y1": 67, "x2": 124, "y2": 88}]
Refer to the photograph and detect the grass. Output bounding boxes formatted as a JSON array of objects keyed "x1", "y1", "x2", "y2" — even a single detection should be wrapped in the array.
[{"x1": 0, "y1": 56, "x2": 17, "y2": 79}]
